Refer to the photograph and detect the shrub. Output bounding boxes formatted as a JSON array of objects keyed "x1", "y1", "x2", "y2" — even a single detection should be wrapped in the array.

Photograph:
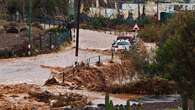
[
  {"x1": 139, "y1": 23, "x2": 160, "y2": 42},
  {"x1": 88, "y1": 16, "x2": 108, "y2": 29}
]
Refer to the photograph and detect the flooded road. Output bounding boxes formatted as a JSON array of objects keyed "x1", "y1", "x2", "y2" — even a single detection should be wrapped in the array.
[
  {"x1": 0, "y1": 49, "x2": 111, "y2": 85},
  {"x1": 0, "y1": 29, "x2": 181, "y2": 107},
  {"x1": 0, "y1": 29, "x2": 116, "y2": 85}
]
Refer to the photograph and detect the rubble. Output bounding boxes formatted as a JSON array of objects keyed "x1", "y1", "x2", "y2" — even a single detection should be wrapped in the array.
[
  {"x1": 0, "y1": 83, "x2": 41, "y2": 94},
  {"x1": 44, "y1": 77, "x2": 60, "y2": 86},
  {"x1": 29, "y1": 91, "x2": 88, "y2": 108},
  {"x1": 0, "y1": 84, "x2": 89, "y2": 109},
  {"x1": 0, "y1": 84, "x2": 49, "y2": 110}
]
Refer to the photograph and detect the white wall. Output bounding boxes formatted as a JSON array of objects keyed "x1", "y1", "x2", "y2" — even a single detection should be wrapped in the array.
[{"x1": 88, "y1": 2, "x2": 195, "y2": 19}]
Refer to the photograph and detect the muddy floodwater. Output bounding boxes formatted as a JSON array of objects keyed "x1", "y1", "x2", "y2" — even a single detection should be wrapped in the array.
[
  {"x1": 0, "y1": 29, "x2": 181, "y2": 109},
  {"x1": 0, "y1": 49, "x2": 111, "y2": 85},
  {"x1": 0, "y1": 29, "x2": 117, "y2": 85}
]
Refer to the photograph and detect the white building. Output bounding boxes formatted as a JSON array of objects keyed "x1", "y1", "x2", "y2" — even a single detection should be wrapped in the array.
[{"x1": 88, "y1": 1, "x2": 195, "y2": 20}]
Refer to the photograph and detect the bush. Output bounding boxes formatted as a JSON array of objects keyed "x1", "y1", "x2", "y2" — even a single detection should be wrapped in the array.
[
  {"x1": 83, "y1": 16, "x2": 154, "y2": 30},
  {"x1": 139, "y1": 23, "x2": 160, "y2": 42},
  {"x1": 88, "y1": 16, "x2": 108, "y2": 29},
  {"x1": 108, "y1": 77, "x2": 177, "y2": 95}
]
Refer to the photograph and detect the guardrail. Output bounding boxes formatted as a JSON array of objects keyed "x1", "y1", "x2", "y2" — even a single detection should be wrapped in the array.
[
  {"x1": 80, "y1": 55, "x2": 112, "y2": 66},
  {"x1": 84, "y1": 56, "x2": 102, "y2": 65}
]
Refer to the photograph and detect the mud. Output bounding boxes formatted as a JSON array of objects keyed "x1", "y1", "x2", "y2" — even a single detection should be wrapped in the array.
[
  {"x1": 47, "y1": 59, "x2": 136, "y2": 92},
  {"x1": 0, "y1": 84, "x2": 89, "y2": 110}
]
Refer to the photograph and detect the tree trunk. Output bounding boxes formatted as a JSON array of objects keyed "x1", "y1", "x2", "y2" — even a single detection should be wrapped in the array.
[
  {"x1": 142, "y1": 1, "x2": 145, "y2": 17},
  {"x1": 182, "y1": 94, "x2": 189, "y2": 110},
  {"x1": 138, "y1": 0, "x2": 140, "y2": 19},
  {"x1": 156, "y1": 0, "x2": 159, "y2": 21},
  {"x1": 80, "y1": 2, "x2": 84, "y2": 13},
  {"x1": 96, "y1": 0, "x2": 100, "y2": 16},
  {"x1": 115, "y1": 0, "x2": 119, "y2": 18}
]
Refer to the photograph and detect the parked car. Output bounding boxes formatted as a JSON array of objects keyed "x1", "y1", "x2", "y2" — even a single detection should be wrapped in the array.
[{"x1": 112, "y1": 39, "x2": 131, "y2": 51}]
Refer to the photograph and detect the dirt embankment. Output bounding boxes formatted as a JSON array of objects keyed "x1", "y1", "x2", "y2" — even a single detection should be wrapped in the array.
[
  {"x1": 46, "y1": 60, "x2": 136, "y2": 92},
  {"x1": 43, "y1": 38, "x2": 177, "y2": 95},
  {"x1": 45, "y1": 55, "x2": 176, "y2": 95}
]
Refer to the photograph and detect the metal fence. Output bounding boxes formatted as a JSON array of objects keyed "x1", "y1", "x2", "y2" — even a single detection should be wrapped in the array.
[
  {"x1": 33, "y1": 31, "x2": 71, "y2": 50},
  {"x1": 82, "y1": 55, "x2": 111, "y2": 66},
  {"x1": 84, "y1": 56, "x2": 101, "y2": 65},
  {"x1": 0, "y1": 30, "x2": 71, "y2": 58}
]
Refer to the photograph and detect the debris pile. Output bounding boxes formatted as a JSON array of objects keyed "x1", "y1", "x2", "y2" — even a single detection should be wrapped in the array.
[
  {"x1": 0, "y1": 84, "x2": 48, "y2": 110},
  {"x1": 45, "y1": 60, "x2": 177, "y2": 95},
  {"x1": 0, "y1": 83, "x2": 40, "y2": 94},
  {"x1": 44, "y1": 77, "x2": 60, "y2": 86},
  {"x1": 48, "y1": 60, "x2": 136, "y2": 91},
  {"x1": 0, "y1": 84, "x2": 89, "y2": 109},
  {"x1": 29, "y1": 91, "x2": 88, "y2": 108}
]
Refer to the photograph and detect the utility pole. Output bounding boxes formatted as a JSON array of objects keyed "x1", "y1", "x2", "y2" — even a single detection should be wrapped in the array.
[
  {"x1": 28, "y1": 0, "x2": 32, "y2": 55},
  {"x1": 75, "y1": 0, "x2": 81, "y2": 65}
]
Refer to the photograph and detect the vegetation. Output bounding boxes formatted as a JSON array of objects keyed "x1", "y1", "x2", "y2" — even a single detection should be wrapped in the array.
[
  {"x1": 131, "y1": 12, "x2": 195, "y2": 109},
  {"x1": 139, "y1": 23, "x2": 160, "y2": 42},
  {"x1": 151, "y1": 12, "x2": 195, "y2": 110},
  {"x1": 80, "y1": 14, "x2": 154, "y2": 31},
  {"x1": 3, "y1": 0, "x2": 69, "y2": 20},
  {"x1": 139, "y1": 13, "x2": 175, "y2": 43},
  {"x1": 105, "y1": 93, "x2": 134, "y2": 110},
  {"x1": 108, "y1": 77, "x2": 176, "y2": 95}
]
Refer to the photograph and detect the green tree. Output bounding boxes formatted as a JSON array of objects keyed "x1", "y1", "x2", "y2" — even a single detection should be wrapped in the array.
[
  {"x1": 7, "y1": 0, "x2": 19, "y2": 16},
  {"x1": 155, "y1": 12, "x2": 195, "y2": 110}
]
